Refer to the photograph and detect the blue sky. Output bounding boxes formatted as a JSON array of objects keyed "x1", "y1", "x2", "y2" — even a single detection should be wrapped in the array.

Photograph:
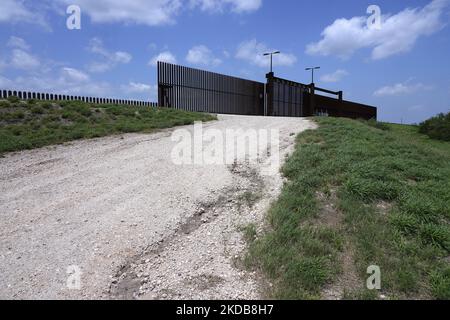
[{"x1": 0, "y1": 0, "x2": 449, "y2": 123}]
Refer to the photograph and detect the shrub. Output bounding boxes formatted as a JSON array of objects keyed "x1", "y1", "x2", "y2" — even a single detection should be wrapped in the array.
[
  {"x1": 419, "y1": 112, "x2": 450, "y2": 141},
  {"x1": 64, "y1": 102, "x2": 92, "y2": 117},
  {"x1": 42, "y1": 114, "x2": 60, "y2": 123},
  {"x1": 0, "y1": 111, "x2": 26, "y2": 122},
  {"x1": 40, "y1": 102, "x2": 53, "y2": 109},
  {"x1": 7, "y1": 96, "x2": 20, "y2": 103},
  {"x1": 10, "y1": 126, "x2": 26, "y2": 136},
  {"x1": 62, "y1": 111, "x2": 86, "y2": 123},
  {"x1": 31, "y1": 106, "x2": 45, "y2": 114},
  {"x1": 0, "y1": 101, "x2": 10, "y2": 108},
  {"x1": 12, "y1": 111, "x2": 26, "y2": 120},
  {"x1": 365, "y1": 119, "x2": 390, "y2": 131}
]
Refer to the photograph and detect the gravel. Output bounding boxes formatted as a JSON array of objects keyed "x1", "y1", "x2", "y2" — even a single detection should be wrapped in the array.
[{"x1": 0, "y1": 114, "x2": 315, "y2": 300}]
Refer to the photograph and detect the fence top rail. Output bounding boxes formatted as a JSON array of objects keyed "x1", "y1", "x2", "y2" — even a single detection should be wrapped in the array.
[
  {"x1": 267, "y1": 75, "x2": 310, "y2": 89},
  {"x1": 314, "y1": 86, "x2": 342, "y2": 96}
]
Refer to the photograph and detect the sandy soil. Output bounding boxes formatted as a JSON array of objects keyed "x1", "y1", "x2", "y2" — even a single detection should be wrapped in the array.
[{"x1": 0, "y1": 114, "x2": 315, "y2": 300}]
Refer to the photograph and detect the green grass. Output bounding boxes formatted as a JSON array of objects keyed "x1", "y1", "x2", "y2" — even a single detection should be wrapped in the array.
[
  {"x1": 0, "y1": 99, "x2": 216, "y2": 154},
  {"x1": 238, "y1": 190, "x2": 263, "y2": 208},
  {"x1": 245, "y1": 117, "x2": 450, "y2": 300},
  {"x1": 240, "y1": 223, "x2": 258, "y2": 243}
]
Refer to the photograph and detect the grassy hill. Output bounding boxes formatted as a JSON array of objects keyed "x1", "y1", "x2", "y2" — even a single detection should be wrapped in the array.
[
  {"x1": 245, "y1": 117, "x2": 450, "y2": 300},
  {"x1": 0, "y1": 98, "x2": 216, "y2": 154}
]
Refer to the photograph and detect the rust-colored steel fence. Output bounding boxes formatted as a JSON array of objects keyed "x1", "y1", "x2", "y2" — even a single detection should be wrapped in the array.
[
  {"x1": 0, "y1": 89, "x2": 157, "y2": 107},
  {"x1": 158, "y1": 62, "x2": 377, "y2": 120},
  {"x1": 157, "y1": 62, "x2": 265, "y2": 116}
]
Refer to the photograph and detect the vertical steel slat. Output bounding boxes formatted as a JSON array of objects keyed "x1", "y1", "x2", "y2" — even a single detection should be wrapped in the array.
[
  {"x1": 157, "y1": 62, "x2": 161, "y2": 106},
  {"x1": 188, "y1": 66, "x2": 192, "y2": 111},
  {"x1": 162, "y1": 62, "x2": 166, "y2": 107},
  {"x1": 178, "y1": 64, "x2": 181, "y2": 110},
  {"x1": 179, "y1": 64, "x2": 182, "y2": 110},
  {"x1": 201, "y1": 69, "x2": 205, "y2": 112},
  {"x1": 213, "y1": 72, "x2": 217, "y2": 114},
  {"x1": 189, "y1": 66, "x2": 192, "y2": 111},
  {"x1": 181, "y1": 65, "x2": 185, "y2": 110},
  {"x1": 192, "y1": 66, "x2": 195, "y2": 111},
  {"x1": 181, "y1": 65, "x2": 185, "y2": 111},
  {"x1": 184, "y1": 65, "x2": 187, "y2": 111}
]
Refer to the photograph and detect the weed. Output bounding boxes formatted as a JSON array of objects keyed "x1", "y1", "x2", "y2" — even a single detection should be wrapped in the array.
[
  {"x1": 365, "y1": 119, "x2": 391, "y2": 131},
  {"x1": 7, "y1": 96, "x2": 20, "y2": 103},
  {"x1": 241, "y1": 224, "x2": 258, "y2": 243},
  {"x1": 31, "y1": 106, "x2": 45, "y2": 115},
  {"x1": 40, "y1": 102, "x2": 53, "y2": 109},
  {"x1": 0, "y1": 101, "x2": 11, "y2": 108}
]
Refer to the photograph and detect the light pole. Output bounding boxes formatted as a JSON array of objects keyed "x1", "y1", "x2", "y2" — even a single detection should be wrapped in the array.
[
  {"x1": 263, "y1": 51, "x2": 280, "y2": 74},
  {"x1": 306, "y1": 66, "x2": 320, "y2": 84}
]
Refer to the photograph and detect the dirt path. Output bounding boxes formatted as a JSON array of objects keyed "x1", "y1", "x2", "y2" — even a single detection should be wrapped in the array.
[{"x1": 0, "y1": 115, "x2": 315, "y2": 300}]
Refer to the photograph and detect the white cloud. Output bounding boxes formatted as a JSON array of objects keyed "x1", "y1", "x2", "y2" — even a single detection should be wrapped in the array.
[
  {"x1": 57, "y1": 0, "x2": 182, "y2": 26},
  {"x1": 190, "y1": 0, "x2": 262, "y2": 13},
  {"x1": 149, "y1": 51, "x2": 177, "y2": 66},
  {"x1": 236, "y1": 39, "x2": 297, "y2": 68},
  {"x1": 56, "y1": 0, "x2": 261, "y2": 27},
  {"x1": 0, "y1": 0, "x2": 261, "y2": 29},
  {"x1": 106, "y1": 81, "x2": 155, "y2": 102},
  {"x1": 186, "y1": 45, "x2": 221, "y2": 66},
  {"x1": 228, "y1": 0, "x2": 262, "y2": 13},
  {"x1": 6, "y1": 37, "x2": 40, "y2": 70},
  {"x1": 320, "y1": 69, "x2": 349, "y2": 83},
  {"x1": 61, "y1": 67, "x2": 90, "y2": 83},
  {"x1": 0, "y1": 0, "x2": 49, "y2": 29},
  {"x1": 374, "y1": 81, "x2": 433, "y2": 97},
  {"x1": 121, "y1": 82, "x2": 157, "y2": 100},
  {"x1": 113, "y1": 51, "x2": 133, "y2": 64},
  {"x1": 121, "y1": 82, "x2": 153, "y2": 93},
  {"x1": 87, "y1": 38, "x2": 132, "y2": 73},
  {"x1": 10, "y1": 49, "x2": 40, "y2": 70},
  {"x1": 306, "y1": 0, "x2": 450, "y2": 60},
  {"x1": 0, "y1": 0, "x2": 34, "y2": 23},
  {"x1": 7, "y1": 36, "x2": 30, "y2": 50}
]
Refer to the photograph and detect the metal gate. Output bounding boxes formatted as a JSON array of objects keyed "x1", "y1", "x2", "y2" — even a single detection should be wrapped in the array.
[
  {"x1": 265, "y1": 74, "x2": 308, "y2": 117},
  {"x1": 158, "y1": 62, "x2": 265, "y2": 116}
]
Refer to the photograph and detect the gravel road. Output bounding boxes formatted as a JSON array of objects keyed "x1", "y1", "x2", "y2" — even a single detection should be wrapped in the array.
[{"x1": 0, "y1": 115, "x2": 315, "y2": 300}]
